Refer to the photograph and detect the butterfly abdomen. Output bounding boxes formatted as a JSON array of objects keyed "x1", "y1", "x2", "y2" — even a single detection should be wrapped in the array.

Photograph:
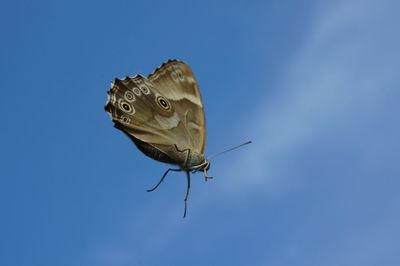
[
  {"x1": 112, "y1": 122, "x2": 180, "y2": 165},
  {"x1": 133, "y1": 138, "x2": 177, "y2": 164}
]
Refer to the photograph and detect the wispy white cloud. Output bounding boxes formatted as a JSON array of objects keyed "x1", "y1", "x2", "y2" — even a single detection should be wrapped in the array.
[{"x1": 216, "y1": 0, "x2": 400, "y2": 199}]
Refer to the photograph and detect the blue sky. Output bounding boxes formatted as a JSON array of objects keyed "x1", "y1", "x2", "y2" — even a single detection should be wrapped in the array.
[{"x1": 1, "y1": 0, "x2": 400, "y2": 265}]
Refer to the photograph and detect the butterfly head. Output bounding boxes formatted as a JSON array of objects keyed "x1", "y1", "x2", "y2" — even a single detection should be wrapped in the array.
[
  {"x1": 182, "y1": 151, "x2": 205, "y2": 170},
  {"x1": 184, "y1": 152, "x2": 211, "y2": 179},
  {"x1": 191, "y1": 159, "x2": 210, "y2": 172}
]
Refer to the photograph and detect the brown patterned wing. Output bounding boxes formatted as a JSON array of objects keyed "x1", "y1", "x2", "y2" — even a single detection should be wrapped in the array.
[
  {"x1": 104, "y1": 60, "x2": 206, "y2": 166},
  {"x1": 148, "y1": 60, "x2": 206, "y2": 155}
]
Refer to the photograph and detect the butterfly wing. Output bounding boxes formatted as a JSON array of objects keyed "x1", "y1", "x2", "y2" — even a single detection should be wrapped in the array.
[
  {"x1": 105, "y1": 60, "x2": 206, "y2": 166},
  {"x1": 148, "y1": 60, "x2": 206, "y2": 154}
]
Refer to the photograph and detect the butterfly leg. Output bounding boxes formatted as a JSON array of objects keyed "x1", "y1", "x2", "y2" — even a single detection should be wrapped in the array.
[
  {"x1": 147, "y1": 168, "x2": 181, "y2": 192},
  {"x1": 192, "y1": 161, "x2": 213, "y2": 181},
  {"x1": 204, "y1": 168, "x2": 213, "y2": 181},
  {"x1": 183, "y1": 171, "x2": 191, "y2": 218}
]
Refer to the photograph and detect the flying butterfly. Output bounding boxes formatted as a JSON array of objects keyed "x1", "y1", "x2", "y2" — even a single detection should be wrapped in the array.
[{"x1": 104, "y1": 59, "x2": 250, "y2": 217}]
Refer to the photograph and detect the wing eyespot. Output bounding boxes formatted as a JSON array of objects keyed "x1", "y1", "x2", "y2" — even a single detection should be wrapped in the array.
[
  {"x1": 156, "y1": 96, "x2": 171, "y2": 111},
  {"x1": 139, "y1": 85, "x2": 151, "y2": 95},
  {"x1": 121, "y1": 116, "x2": 131, "y2": 123},
  {"x1": 170, "y1": 69, "x2": 185, "y2": 82},
  {"x1": 177, "y1": 70, "x2": 184, "y2": 81},
  {"x1": 119, "y1": 100, "x2": 135, "y2": 114},
  {"x1": 124, "y1": 91, "x2": 135, "y2": 102},
  {"x1": 132, "y1": 87, "x2": 141, "y2": 96}
]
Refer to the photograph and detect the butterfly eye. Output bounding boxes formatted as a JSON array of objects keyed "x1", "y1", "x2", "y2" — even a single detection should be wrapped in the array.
[{"x1": 156, "y1": 96, "x2": 171, "y2": 110}]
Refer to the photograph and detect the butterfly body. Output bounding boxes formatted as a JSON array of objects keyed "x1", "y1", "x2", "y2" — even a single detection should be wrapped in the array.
[
  {"x1": 105, "y1": 60, "x2": 210, "y2": 217},
  {"x1": 115, "y1": 124, "x2": 208, "y2": 171}
]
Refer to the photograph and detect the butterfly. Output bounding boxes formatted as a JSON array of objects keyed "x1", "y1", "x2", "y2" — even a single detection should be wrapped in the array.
[{"x1": 104, "y1": 59, "x2": 211, "y2": 217}]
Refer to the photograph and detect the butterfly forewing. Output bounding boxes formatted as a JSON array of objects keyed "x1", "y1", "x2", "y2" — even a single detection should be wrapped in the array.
[{"x1": 148, "y1": 60, "x2": 206, "y2": 154}]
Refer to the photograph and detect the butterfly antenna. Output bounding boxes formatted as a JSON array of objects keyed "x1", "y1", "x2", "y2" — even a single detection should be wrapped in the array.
[{"x1": 207, "y1": 141, "x2": 252, "y2": 160}]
